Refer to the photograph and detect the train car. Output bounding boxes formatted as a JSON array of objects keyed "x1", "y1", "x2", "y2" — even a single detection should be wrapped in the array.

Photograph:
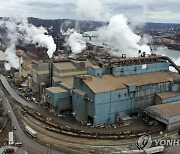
[
  {"x1": 45, "y1": 120, "x2": 58, "y2": 128},
  {"x1": 25, "y1": 125, "x2": 37, "y2": 138},
  {"x1": 8, "y1": 132, "x2": 14, "y2": 145},
  {"x1": 34, "y1": 111, "x2": 42, "y2": 117}
]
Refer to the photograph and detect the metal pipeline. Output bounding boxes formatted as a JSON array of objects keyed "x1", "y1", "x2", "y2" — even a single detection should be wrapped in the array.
[
  {"x1": 109, "y1": 55, "x2": 180, "y2": 74},
  {"x1": 161, "y1": 56, "x2": 180, "y2": 74}
]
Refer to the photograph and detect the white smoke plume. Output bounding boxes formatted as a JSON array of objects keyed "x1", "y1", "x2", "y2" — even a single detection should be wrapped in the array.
[
  {"x1": 65, "y1": 29, "x2": 86, "y2": 54},
  {"x1": 0, "y1": 19, "x2": 19, "y2": 69},
  {"x1": 0, "y1": 18, "x2": 56, "y2": 69},
  {"x1": 74, "y1": 0, "x2": 151, "y2": 57},
  {"x1": 18, "y1": 18, "x2": 56, "y2": 58},
  {"x1": 97, "y1": 14, "x2": 151, "y2": 57},
  {"x1": 4, "y1": 62, "x2": 11, "y2": 71}
]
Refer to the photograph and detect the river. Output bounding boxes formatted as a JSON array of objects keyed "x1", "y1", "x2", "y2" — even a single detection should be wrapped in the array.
[{"x1": 155, "y1": 47, "x2": 180, "y2": 66}]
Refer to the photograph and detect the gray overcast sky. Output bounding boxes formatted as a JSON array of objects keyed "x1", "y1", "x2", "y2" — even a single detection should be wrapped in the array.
[{"x1": 0, "y1": 0, "x2": 180, "y2": 23}]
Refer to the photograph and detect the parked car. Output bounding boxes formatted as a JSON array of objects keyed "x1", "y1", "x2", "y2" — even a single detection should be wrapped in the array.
[{"x1": 13, "y1": 126, "x2": 17, "y2": 130}]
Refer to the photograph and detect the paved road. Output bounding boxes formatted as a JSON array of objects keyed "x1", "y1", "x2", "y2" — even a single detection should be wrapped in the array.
[
  {"x1": 0, "y1": 80, "x2": 63, "y2": 154},
  {"x1": 0, "y1": 74, "x2": 90, "y2": 133},
  {"x1": 0, "y1": 75, "x2": 71, "y2": 126}
]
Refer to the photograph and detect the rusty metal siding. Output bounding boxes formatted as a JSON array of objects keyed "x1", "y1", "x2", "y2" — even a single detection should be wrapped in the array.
[{"x1": 72, "y1": 90, "x2": 87, "y2": 122}]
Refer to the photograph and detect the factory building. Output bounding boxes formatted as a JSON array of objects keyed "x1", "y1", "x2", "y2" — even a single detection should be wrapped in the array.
[
  {"x1": 42, "y1": 60, "x2": 93, "y2": 111},
  {"x1": 30, "y1": 59, "x2": 93, "y2": 101},
  {"x1": 30, "y1": 62, "x2": 50, "y2": 100},
  {"x1": 45, "y1": 87, "x2": 71, "y2": 113},
  {"x1": 52, "y1": 60, "x2": 93, "y2": 87},
  {"x1": 145, "y1": 100, "x2": 180, "y2": 131},
  {"x1": 72, "y1": 56, "x2": 180, "y2": 126}
]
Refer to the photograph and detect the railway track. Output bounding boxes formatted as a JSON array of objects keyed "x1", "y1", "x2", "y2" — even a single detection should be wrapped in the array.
[{"x1": 0, "y1": 79, "x2": 161, "y2": 140}]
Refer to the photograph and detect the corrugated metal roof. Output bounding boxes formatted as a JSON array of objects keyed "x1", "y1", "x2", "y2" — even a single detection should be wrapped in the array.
[
  {"x1": 53, "y1": 62, "x2": 77, "y2": 71},
  {"x1": 52, "y1": 76, "x2": 73, "y2": 87},
  {"x1": 71, "y1": 60, "x2": 93, "y2": 68},
  {"x1": 90, "y1": 65, "x2": 101, "y2": 69},
  {"x1": 156, "y1": 91, "x2": 180, "y2": 99},
  {"x1": 83, "y1": 71, "x2": 179, "y2": 93},
  {"x1": 46, "y1": 87, "x2": 67, "y2": 93},
  {"x1": 74, "y1": 89, "x2": 86, "y2": 96},
  {"x1": 145, "y1": 100, "x2": 180, "y2": 119}
]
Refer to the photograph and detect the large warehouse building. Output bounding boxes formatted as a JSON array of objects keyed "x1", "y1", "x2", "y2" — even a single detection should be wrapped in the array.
[
  {"x1": 43, "y1": 55, "x2": 180, "y2": 128},
  {"x1": 72, "y1": 56, "x2": 180, "y2": 126},
  {"x1": 145, "y1": 100, "x2": 180, "y2": 131},
  {"x1": 30, "y1": 59, "x2": 93, "y2": 101}
]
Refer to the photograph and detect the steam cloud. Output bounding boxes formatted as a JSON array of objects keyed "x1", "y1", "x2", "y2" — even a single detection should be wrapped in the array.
[
  {"x1": 0, "y1": 19, "x2": 20, "y2": 69},
  {"x1": 0, "y1": 18, "x2": 56, "y2": 69},
  {"x1": 76, "y1": 0, "x2": 109, "y2": 21},
  {"x1": 74, "y1": 0, "x2": 151, "y2": 57},
  {"x1": 64, "y1": 29, "x2": 86, "y2": 54},
  {"x1": 97, "y1": 14, "x2": 151, "y2": 57},
  {"x1": 18, "y1": 18, "x2": 56, "y2": 58}
]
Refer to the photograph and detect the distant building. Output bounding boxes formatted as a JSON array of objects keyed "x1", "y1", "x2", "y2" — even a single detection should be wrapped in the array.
[
  {"x1": 30, "y1": 60, "x2": 93, "y2": 102},
  {"x1": 30, "y1": 62, "x2": 50, "y2": 100}
]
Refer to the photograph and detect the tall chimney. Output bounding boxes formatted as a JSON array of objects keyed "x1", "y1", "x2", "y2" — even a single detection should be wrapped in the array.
[{"x1": 16, "y1": 50, "x2": 24, "y2": 81}]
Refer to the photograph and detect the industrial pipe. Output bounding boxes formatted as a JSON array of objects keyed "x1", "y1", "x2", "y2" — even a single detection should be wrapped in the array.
[{"x1": 162, "y1": 56, "x2": 180, "y2": 74}]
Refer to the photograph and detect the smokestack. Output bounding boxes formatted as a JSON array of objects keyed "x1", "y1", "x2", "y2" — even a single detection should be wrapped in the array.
[{"x1": 16, "y1": 50, "x2": 24, "y2": 81}]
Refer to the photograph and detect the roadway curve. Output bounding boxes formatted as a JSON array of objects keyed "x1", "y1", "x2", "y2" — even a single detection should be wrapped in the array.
[
  {"x1": 0, "y1": 74, "x2": 72, "y2": 128},
  {"x1": 0, "y1": 75, "x2": 63, "y2": 154}
]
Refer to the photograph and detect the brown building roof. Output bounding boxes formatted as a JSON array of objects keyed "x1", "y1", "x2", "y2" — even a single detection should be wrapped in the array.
[
  {"x1": 53, "y1": 62, "x2": 77, "y2": 71},
  {"x1": 82, "y1": 71, "x2": 179, "y2": 93},
  {"x1": 46, "y1": 87, "x2": 67, "y2": 93},
  {"x1": 156, "y1": 91, "x2": 180, "y2": 99},
  {"x1": 74, "y1": 89, "x2": 86, "y2": 96},
  {"x1": 145, "y1": 100, "x2": 180, "y2": 119},
  {"x1": 52, "y1": 76, "x2": 73, "y2": 87}
]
